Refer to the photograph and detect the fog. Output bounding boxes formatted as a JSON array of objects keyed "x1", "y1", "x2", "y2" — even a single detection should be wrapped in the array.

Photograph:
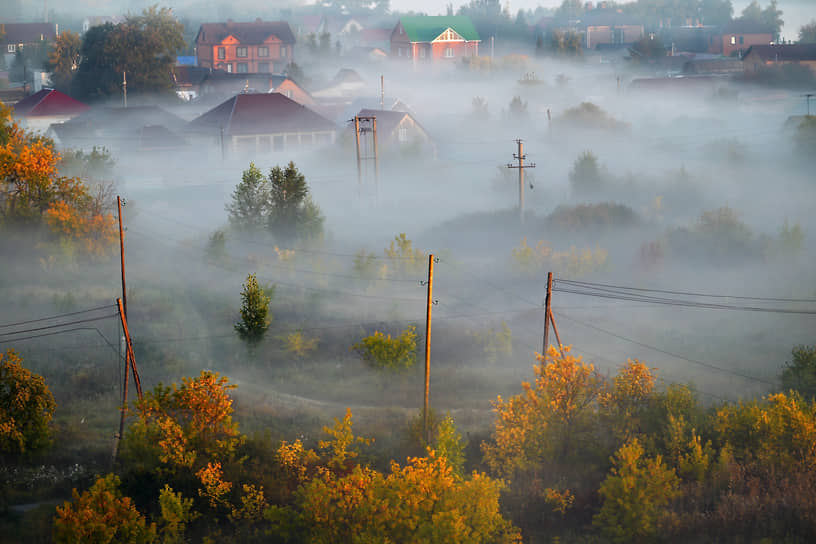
[{"x1": 3, "y1": 5, "x2": 816, "y2": 450}]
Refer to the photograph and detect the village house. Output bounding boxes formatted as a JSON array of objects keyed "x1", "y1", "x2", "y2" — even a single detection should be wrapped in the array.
[
  {"x1": 195, "y1": 20, "x2": 295, "y2": 74},
  {"x1": 187, "y1": 93, "x2": 337, "y2": 156},
  {"x1": 742, "y1": 44, "x2": 816, "y2": 75},
  {"x1": 0, "y1": 22, "x2": 58, "y2": 67},
  {"x1": 715, "y1": 20, "x2": 773, "y2": 57},
  {"x1": 347, "y1": 108, "x2": 433, "y2": 156},
  {"x1": 579, "y1": 8, "x2": 643, "y2": 49},
  {"x1": 11, "y1": 88, "x2": 89, "y2": 133},
  {"x1": 390, "y1": 16, "x2": 480, "y2": 63},
  {"x1": 172, "y1": 67, "x2": 314, "y2": 106}
]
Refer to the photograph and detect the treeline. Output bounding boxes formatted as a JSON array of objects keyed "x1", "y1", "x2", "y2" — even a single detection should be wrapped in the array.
[{"x1": 4, "y1": 343, "x2": 816, "y2": 541}]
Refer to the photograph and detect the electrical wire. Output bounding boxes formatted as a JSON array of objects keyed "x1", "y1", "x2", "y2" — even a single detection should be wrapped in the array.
[
  {"x1": 553, "y1": 310, "x2": 777, "y2": 387},
  {"x1": 557, "y1": 278, "x2": 816, "y2": 303},
  {"x1": 0, "y1": 314, "x2": 121, "y2": 339},
  {"x1": 0, "y1": 325, "x2": 120, "y2": 348},
  {"x1": 0, "y1": 304, "x2": 117, "y2": 329}
]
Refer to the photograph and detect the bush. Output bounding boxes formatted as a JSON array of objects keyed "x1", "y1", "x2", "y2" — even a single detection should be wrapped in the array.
[
  {"x1": 352, "y1": 326, "x2": 418, "y2": 371},
  {"x1": 546, "y1": 203, "x2": 639, "y2": 231}
]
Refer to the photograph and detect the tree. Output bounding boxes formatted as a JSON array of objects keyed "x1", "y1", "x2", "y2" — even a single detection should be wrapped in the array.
[
  {"x1": 593, "y1": 438, "x2": 680, "y2": 542},
  {"x1": 548, "y1": 29, "x2": 583, "y2": 57},
  {"x1": 267, "y1": 161, "x2": 324, "y2": 243},
  {"x1": 739, "y1": 0, "x2": 783, "y2": 40},
  {"x1": 781, "y1": 346, "x2": 816, "y2": 400},
  {"x1": 121, "y1": 371, "x2": 244, "y2": 473},
  {"x1": 629, "y1": 34, "x2": 667, "y2": 62},
  {"x1": 74, "y1": 6, "x2": 184, "y2": 99},
  {"x1": 569, "y1": 150, "x2": 603, "y2": 193},
  {"x1": 54, "y1": 474, "x2": 157, "y2": 544},
  {"x1": 700, "y1": 0, "x2": 734, "y2": 26},
  {"x1": 352, "y1": 326, "x2": 418, "y2": 371},
  {"x1": 0, "y1": 102, "x2": 117, "y2": 256},
  {"x1": 0, "y1": 350, "x2": 56, "y2": 456},
  {"x1": 800, "y1": 20, "x2": 816, "y2": 43},
  {"x1": 46, "y1": 31, "x2": 82, "y2": 94},
  {"x1": 235, "y1": 273, "x2": 272, "y2": 344},
  {"x1": 226, "y1": 163, "x2": 269, "y2": 232}
]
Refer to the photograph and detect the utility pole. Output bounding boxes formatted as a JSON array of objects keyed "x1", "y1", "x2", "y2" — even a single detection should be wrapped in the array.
[
  {"x1": 352, "y1": 115, "x2": 379, "y2": 192},
  {"x1": 548, "y1": 307, "x2": 564, "y2": 357},
  {"x1": 804, "y1": 93, "x2": 815, "y2": 116},
  {"x1": 113, "y1": 297, "x2": 143, "y2": 461},
  {"x1": 372, "y1": 117, "x2": 379, "y2": 195},
  {"x1": 380, "y1": 74, "x2": 385, "y2": 110},
  {"x1": 423, "y1": 254, "x2": 436, "y2": 445},
  {"x1": 354, "y1": 116, "x2": 362, "y2": 189},
  {"x1": 122, "y1": 71, "x2": 127, "y2": 108},
  {"x1": 117, "y1": 196, "x2": 127, "y2": 318},
  {"x1": 542, "y1": 271, "x2": 553, "y2": 364},
  {"x1": 506, "y1": 139, "x2": 536, "y2": 222},
  {"x1": 220, "y1": 126, "x2": 226, "y2": 161}
]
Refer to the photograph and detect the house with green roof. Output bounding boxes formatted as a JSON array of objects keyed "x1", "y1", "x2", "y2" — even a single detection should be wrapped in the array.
[{"x1": 390, "y1": 16, "x2": 480, "y2": 63}]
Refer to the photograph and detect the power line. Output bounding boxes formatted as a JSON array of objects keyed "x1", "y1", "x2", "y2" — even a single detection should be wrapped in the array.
[
  {"x1": 0, "y1": 324, "x2": 119, "y2": 348},
  {"x1": 0, "y1": 304, "x2": 117, "y2": 329},
  {"x1": 553, "y1": 310, "x2": 776, "y2": 387},
  {"x1": 557, "y1": 278, "x2": 816, "y2": 303},
  {"x1": 0, "y1": 314, "x2": 120, "y2": 339}
]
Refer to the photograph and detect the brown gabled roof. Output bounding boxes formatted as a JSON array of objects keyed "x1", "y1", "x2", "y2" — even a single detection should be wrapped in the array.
[
  {"x1": 743, "y1": 44, "x2": 816, "y2": 62},
  {"x1": 188, "y1": 93, "x2": 336, "y2": 136},
  {"x1": 11, "y1": 88, "x2": 89, "y2": 117},
  {"x1": 196, "y1": 20, "x2": 295, "y2": 46},
  {"x1": 0, "y1": 22, "x2": 58, "y2": 45},
  {"x1": 356, "y1": 108, "x2": 428, "y2": 140}
]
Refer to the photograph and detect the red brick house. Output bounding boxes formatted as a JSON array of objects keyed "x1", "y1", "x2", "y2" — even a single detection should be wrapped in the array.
[
  {"x1": 715, "y1": 20, "x2": 773, "y2": 57},
  {"x1": 195, "y1": 20, "x2": 295, "y2": 74},
  {"x1": 390, "y1": 16, "x2": 480, "y2": 63}
]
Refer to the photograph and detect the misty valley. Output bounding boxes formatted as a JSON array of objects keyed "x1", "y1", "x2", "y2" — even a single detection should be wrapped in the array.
[{"x1": 1, "y1": 0, "x2": 816, "y2": 542}]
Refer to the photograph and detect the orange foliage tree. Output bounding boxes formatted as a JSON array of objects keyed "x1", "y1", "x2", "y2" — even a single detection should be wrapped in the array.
[
  {"x1": 0, "y1": 101, "x2": 116, "y2": 256},
  {"x1": 0, "y1": 349, "x2": 56, "y2": 456},
  {"x1": 53, "y1": 474, "x2": 157, "y2": 544}
]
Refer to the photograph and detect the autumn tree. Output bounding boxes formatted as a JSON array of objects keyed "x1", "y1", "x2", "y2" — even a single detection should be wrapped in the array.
[
  {"x1": 569, "y1": 150, "x2": 604, "y2": 194},
  {"x1": 46, "y1": 31, "x2": 82, "y2": 94},
  {"x1": 594, "y1": 438, "x2": 680, "y2": 542},
  {"x1": 0, "y1": 103, "x2": 117, "y2": 256},
  {"x1": 0, "y1": 350, "x2": 56, "y2": 457},
  {"x1": 235, "y1": 273, "x2": 272, "y2": 344},
  {"x1": 121, "y1": 371, "x2": 244, "y2": 474},
  {"x1": 53, "y1": 474, "x2": 157, "y2": 544},
  {"x1": 800, "y1": 20, "x2": 816, "y2": 43}
]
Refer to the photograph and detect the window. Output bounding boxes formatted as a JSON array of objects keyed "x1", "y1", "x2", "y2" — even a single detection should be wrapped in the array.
[
  {"x1": 284, "y1": 89, "x2": 293, "y2": 98},
  {"x1": 398, "y1": 47, "x2": 403, "y2": 57},
  {"x1": 258, "y1": 62, "x2": 269, "y2": 73},
  {"x1": 236, "y1": 46, "x2": 248, "y2": 57},
  {"x1": 281, "y1": 45, "x2": 288, "y2": 57},
  {"x1": 7, "y1": 44, "x2": 16, "y2": 53},
  {"x1": 444, "y1": 47, "x2": 454, "y2": 58},
  {"x1": 739, "y1": 36, "x2": 744, "y2": 45},
  {"x1": 217, "y1": 47, "x2": 225, "y2": 59},
  {"x1": 225, "y1": 63, "x2": 233, "y2": 73},
  {"x1": 730, "y1": 36, "x2": 736, "y2": 45},
  {"x1": 258, "y1": 46, "x2": 269, "y2": 57},
  {"x1": 398, "y1": 126, "x2": 408, "y2": 142},
  {"x1": 237, "y1": 62, "x2": 248, "y2": 73}
]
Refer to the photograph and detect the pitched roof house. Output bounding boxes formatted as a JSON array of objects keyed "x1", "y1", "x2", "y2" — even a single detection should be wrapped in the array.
[
  {"x1": 11, "y1": 88, "x2": 89, "y2": 132},
  {"x1": 347, "y1": 108, "x2": 433, "y2": 156},
  {"x1": 390, "y1": 16, "x2": 480, "y2": 62},
  {"x1": 1, "y1": 23, "x2": 58, "y2": 53},
  {"x1": 578, "y1": 9, "x2": 643, "y2": 49},
  {"x1": 187, "y1": 93, "x2": 337, "y2": 155},
  {"x1": 716, "y1": 20, "x2": 773, "y2": 57},
  {"x1": 173, "y1": 67, "x2": 314, "y2": 106},
  {"x1": 742, "y1": 44, "x2": 816, "y2": 75},
  {"x1": 195, "y1": 20, "x2": 295, "y2": 74}
]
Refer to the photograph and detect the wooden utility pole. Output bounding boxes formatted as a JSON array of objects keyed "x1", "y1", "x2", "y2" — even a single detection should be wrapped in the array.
[
  {"x1": 122, "y1": 71, "x2": 127, "y2": 108},
  {"x1": 423, "y1": 254, "x2": 435, "y2": 444},
  {"x1": 353, "y1": 115, "x2": 379, "y2": 191},
  {"x1": 506, "y1": 139, "x2": 536, "y2": 222},
  {"x1": 117, "y1": 196, "x2": 127, "y2": 318},
  {"x1": 354, "y1": 116, "x2": 362, "y2": 189},
  {"x1": 548, "y1": 308, "x2": 564, "y2": 357},
  {"x1": 542, "y1": 271, "x2": 553, "y2": 363},
  {"x1": 113, "y1": 297, "x2": 142, "y2": 461}
]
